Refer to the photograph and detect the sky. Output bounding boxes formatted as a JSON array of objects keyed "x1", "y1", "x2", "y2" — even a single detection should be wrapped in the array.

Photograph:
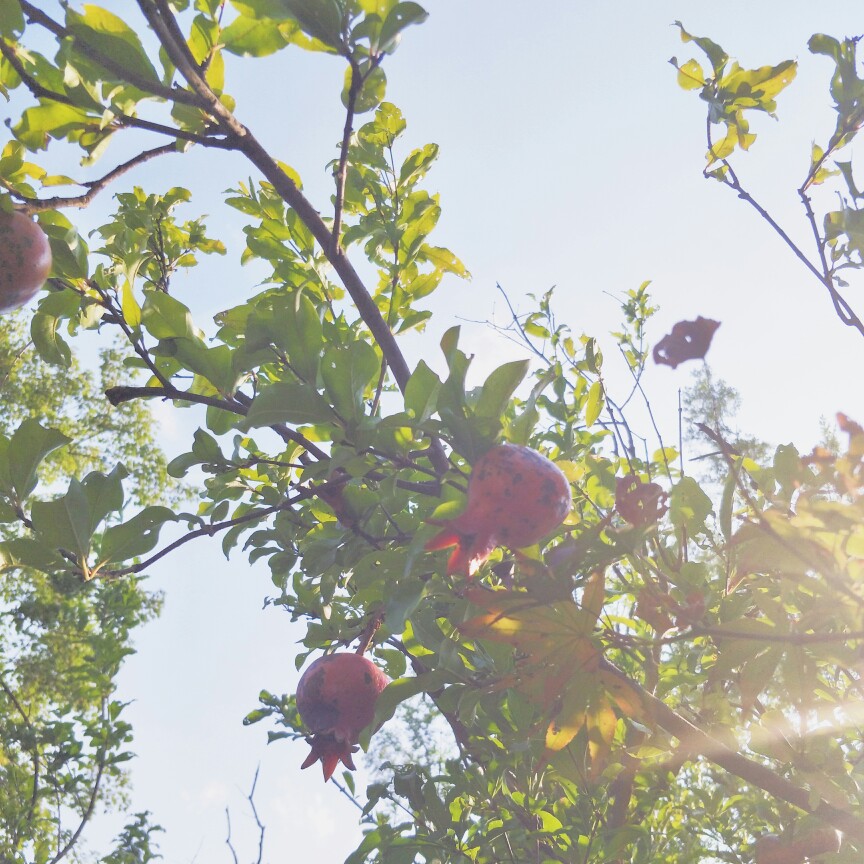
[{"x1": 7, "y1": 1, "x2": 864, "y2": 862}]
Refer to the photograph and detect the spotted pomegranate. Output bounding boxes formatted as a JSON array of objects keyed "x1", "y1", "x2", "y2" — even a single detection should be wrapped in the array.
[
  {"x1": 0, "y1": 211, "x2": 52, "y2": 314},
  {"x1": 426, "y1": 443, "x2": 572, "y2": 577},
  {"x1": 296, "y1": 653, "x2": 389, "y2": 781},
  {"x1": 753, "y1": 826, "x2": 840, "y2": 864}
]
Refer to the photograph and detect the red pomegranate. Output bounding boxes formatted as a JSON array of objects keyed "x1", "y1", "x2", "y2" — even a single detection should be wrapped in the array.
[
  {"x1": 296, "y1": 653, "x2": 389, "y2": 781},
  {"x1": 753, "y1": 826, "x2": 840, "y2": 864},
  {"x1": 0, "y1": 211, "x2": 52, "y2": 314},
  {"x1": 426, "y1": 443, "x2": 572, "y2": 577}
]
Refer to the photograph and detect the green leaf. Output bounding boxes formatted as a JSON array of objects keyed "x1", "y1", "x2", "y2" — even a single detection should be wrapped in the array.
[
  {"x1": 284, "y1": 293, "x2": 323, "y2": 382},
  {"x1": 120, "y1": 281, "x2": 142, "y2": 328},
  {"x1": 673, "y1": 21, "x2": 727, "y2": 76},
  {"x1": 98, "y1": 506, "x2": 177, "y2": 565},
  {"x1": 421, "y1": 245, "x2": 468, "y2": 277},
  {"x1": 669, "y1": 476, "x2": 713, "y2": 533},
  {"x1": 719, "y1": 468, "x2": 736, "y2": 541},
  {"x1": 404, "y1": 360, "x2": 440, "y2": 421},
  {"x1": 379, "y1": 2, "x2": 428, "y2": 53},
  {"x1": 808, "y1": 33, "x2": 840, "y2": 61},
  {"x1": 141, "y1": 292, "x2": 198, "y2": 340},
  {"x1": 344, "y1": 64, "x2": 387, "y2": 114},
  {"x1": 165, "y1": 339, "x2": 241, "y2": 394},
  {"x1": 5, "y1": 419, "x2": 71, "y2": 500},
  {"x1": 280, "y1": 0, "x2": 343, "y2": 48},
  {"x1": 30, "y1": 310, "x2": 72, "y2": 368},
  {"x1": 585, "y1": 380, "x2": 603, "y2": 426},
  {"x1": 475, "y1": 359, "x2": 529, "y2": 421},
  {"x1": 773, "y1": 443, "x2": 802, "y2": 493},
  {"x1": 676, "y1": 58, "x2": 704, "y2": 90},
  {"x1": 67, "y1": 4, "x2": 161, "y2": 85},
  {"x1": 243, "y1": 382, "x2": 335, "y2": 427},
  {"x1": 221, "y1": 16, "x2": 289, "y2": 56},
  {"x1": 31, "y1": 479, "x2": 93, "y2": 559},
  {"x1": 362, "y1": 671, "x2": 449, "y2": 749},
  {"x1": 398, "y1": 142, "x2": 439, "y2": 187},
  {"x1": 81, "y1": 464, "x2": 128, "y2": 535},
  {"x1": 321, "y1": 341, "x2": 380, "y2": 422},
  {"x1": 0, "y1": 537, "x2": 66, "y2": 572},
  {"x1": 0, "y1": 3, "x2": 24, "y2": 36},
  {"x1": 245, "y1": 293, "x2": 323, "y2": 382}
]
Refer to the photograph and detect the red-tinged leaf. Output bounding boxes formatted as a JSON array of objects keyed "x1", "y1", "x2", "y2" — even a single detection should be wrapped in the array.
[
  {"x1": 585, "y1": 698, "x2": 618, "y2": 780},
  {"x1": 653, "y1": 317, "x2": 720, "y2": 368},
  {"x1": 597, "y1": 670, "x2": 650, "y2": 724},
  {"x1": 615, "y1": 475, "x2": 669, "y2": 526}
]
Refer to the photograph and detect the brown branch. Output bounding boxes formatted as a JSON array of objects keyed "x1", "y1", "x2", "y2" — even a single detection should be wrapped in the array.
[
  {"x1": 601, "y1": 659, "x2": 864, "y2": 843},
  {"x1": 332, "y1": 57, "x2": 363, "y2": 256},
  {"x1": 105, "y1": 385, "x2": 328, "y2": 459},
  {"x1": 99, "y1": 496, "x2": 307, "y2": 579},
  {"x1": 106, "y1": 384, "x2": 245, "y2": 414},
  {"x1": 136, "y1": 0, "x2": 412, "y2": 388},
  {"x1": 87, "y1": 284, "x2": 173, "y2": 388},
  {"x1": 705, "y1": 122, "x2": 864, "y2": 337},
  {"x1": 137, "y1": 0, "x2": 246, "y2": 139},
  {"x1": 694, "y1": 626, "x2": 864, "y2": 645},
  {"x1": 12, "y1": 145, "x2": 178, "y2": 213}
]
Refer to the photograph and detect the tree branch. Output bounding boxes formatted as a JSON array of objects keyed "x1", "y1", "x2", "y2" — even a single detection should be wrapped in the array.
[
  {"x1": 99, "y1": 496, "x2": 307, "y2": 579},
  {"x1": 136, "y1": 0, "x2": 409, "y2": 384},
  {"x1": 105, "y1": 385, "x2": 328, "y2": 459},
  {"x1": 135, "y1": 0, "x2": 450, "y2": 473},
  {"x1": 137, "y1": 0, "x2": 247, "y2": 139},
  {"x1": 105, "y1": 384, "x2": 246, "y2": 414},
  {"x1": 332, "y1": 57, "x2": 363, "y2": 256},
  {"x1": 705, "y1": 121, "x2": 864, "y2": 337},
  {"x1": 601, "y1": 659, "x2": 864, "y2": 843},
  {"x1": 10, "y1": 145, "x2": 179, "y2": 214}
]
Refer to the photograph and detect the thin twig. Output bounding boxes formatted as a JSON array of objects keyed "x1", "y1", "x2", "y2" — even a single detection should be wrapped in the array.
[
  {"x1": 11, "y1": 145, "x2": 178, "y2": 213},
  {"x1": 98, "y1": 495, "x2": 312, "y2": 579},
  {"x1": 248, "y1": 766, "x2": 266, "y2": 864},
  {"x1": 0, "y1": 672, "x2": 40, "y2": 850},
  {"x1": 224, "y1": 808, "x2": 239, "y2": 864},
  {"x1": 47, "y1": 736, "x2": 108, "y2": 863},
  {"x1": 705, "y1": 120, "x2": 864, "y2": 336},
  {"x1": 332, "y1": 56, "x2": 362, "y2": 256}
]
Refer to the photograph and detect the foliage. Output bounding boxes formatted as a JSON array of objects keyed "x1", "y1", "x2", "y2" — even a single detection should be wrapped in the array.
[
  {"x1": 0, "y1": 311, "x2": 181, "y2": 507},
  {"x1": 0, "y1": 3, "x2": 863, "y2": 863}
]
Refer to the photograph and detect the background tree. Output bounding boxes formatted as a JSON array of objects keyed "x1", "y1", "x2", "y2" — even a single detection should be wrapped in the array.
[
  {"x1": 0, "y1": 3, "x2": 863, "y2": 863},
  {"x1": 0, "y1": 314, "x2": 170, "y2": 857}
]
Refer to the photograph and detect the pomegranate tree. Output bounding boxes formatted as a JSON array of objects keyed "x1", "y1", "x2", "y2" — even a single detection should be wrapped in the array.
[
  {"x1": 0, "y1": 211, "x2": 52, "y2": 314},
  {"x1": 296, "y1": 653, "x2": 389, "y2": 781},
  {"x1": 426, "y1": 443, "x2": 572, "y2": 577}
]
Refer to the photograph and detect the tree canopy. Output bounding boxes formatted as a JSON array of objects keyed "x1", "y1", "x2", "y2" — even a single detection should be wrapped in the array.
[{"x1": 1, "y1": 3, "x2": 864, "y2": 863}]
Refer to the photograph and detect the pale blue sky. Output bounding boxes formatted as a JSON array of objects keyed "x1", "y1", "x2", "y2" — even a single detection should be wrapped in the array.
[{"x1": 11, "y1": 2, "x2": 864, "y2": 861}]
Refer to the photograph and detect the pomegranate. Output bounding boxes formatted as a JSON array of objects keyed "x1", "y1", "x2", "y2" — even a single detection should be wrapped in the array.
[
  {"x1": 296, "y1": 653, "x2": 389, "y2": 781},
  {"x1": 426, "y1": 443, "x2": 572, "y2": 577},
  {"x1": 753, "y1": 826, "x2": 840, "y2": 864},
  {"x1": 0, "y1": 211, "x2": 52, "y2": 314}
]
